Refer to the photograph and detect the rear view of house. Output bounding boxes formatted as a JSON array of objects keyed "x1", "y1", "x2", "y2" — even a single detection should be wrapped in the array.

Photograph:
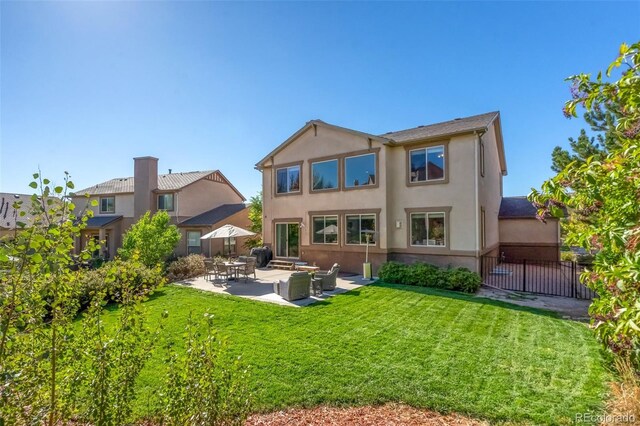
[
  {"x1": 256, "y1": 111, "x2": 561, "y2": 274},
  {"x1": 72, "y1": 156, "x2": 250, "y2": 258}
]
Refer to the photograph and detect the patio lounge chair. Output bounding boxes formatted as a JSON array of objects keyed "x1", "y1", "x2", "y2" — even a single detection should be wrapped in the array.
[
  {"x1": 315, "y1": 263, "x2": 340, "y2": 291},
  {"x1": 273, "y1": 272, "x2": 311, "y2": 301}
]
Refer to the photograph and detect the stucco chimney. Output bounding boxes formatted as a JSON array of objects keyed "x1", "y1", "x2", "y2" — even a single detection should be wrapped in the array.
[{"x1": 133, "y1": 156, "x2": 159, "y2": 218}]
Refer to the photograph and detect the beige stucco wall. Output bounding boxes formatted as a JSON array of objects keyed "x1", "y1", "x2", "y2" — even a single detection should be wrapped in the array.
[
  {"x1": 175, "y1": 179, "x2": 245, "y2": 219},
  {"x1": 262, "y1": 124, "x2": 388, "y2": 252},
  {"x1": 499, "y1": 218, "x2": 560, "y2": 244},
  {"x1": 477, "y1": 122, "x2": 503, "y2": 253},
  {"x1": 385, "y1": 133, "x2": 478, "y2": 253},
  {"x1": 72, "y1": 194, "x2": 135, "y2": 219}
]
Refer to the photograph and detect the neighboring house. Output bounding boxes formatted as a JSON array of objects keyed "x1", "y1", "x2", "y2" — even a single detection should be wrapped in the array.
[
  {"x1": 498, "y1": 196, "x2": 561, "y2": 262},
  {"x1": 72, "y1": 156, "x2": 249, "y2": 258},
  {"x1": 0, "y1": 193, "x2": 33, "y2": 239}
]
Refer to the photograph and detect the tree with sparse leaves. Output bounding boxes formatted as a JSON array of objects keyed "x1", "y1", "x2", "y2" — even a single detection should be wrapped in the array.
[
  {"x1": 244, "y1": 192, "x2": 263, "y2": 249},
  {"x1": 530, "y1": 41, "x2": 640, "y2": 367}
]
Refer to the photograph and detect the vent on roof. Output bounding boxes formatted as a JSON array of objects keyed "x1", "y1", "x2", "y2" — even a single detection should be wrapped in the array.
[
  {"x1": 418, "y1": 125, "x2": 425, "y2": 128},
  {"x1": 454, "y1": 118, "x2": 462, "y2": 121}
]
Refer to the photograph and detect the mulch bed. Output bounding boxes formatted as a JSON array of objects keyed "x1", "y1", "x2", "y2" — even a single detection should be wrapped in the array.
[{"x1": 245, "y1": 404, "x2": 489, "y2": 426}]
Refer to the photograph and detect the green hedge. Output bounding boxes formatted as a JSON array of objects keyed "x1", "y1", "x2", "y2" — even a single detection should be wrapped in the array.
[{"x1": 378, "y1": 261, "x2": 482, "y2": 293}]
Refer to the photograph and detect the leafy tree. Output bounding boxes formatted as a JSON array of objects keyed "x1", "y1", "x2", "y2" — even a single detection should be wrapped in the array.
[
  {"x1": 244, "y1": 192, "x2": 263, "y2": 249},
  {"x1": 119, "y1": 210, "x2": 181, "y2": 267},
  {"x1": 530, "y1": 41, "x2": 640, "y2": 367}
]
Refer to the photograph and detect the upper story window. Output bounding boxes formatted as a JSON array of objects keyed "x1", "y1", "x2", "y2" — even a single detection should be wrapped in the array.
[
  {"x1": 100, "y1": 196, "x2": 115, "y2": 214},
  {"x1": 345, "y1": 214, "x2": 376, "y2": 245},
  {"x1": 345, "y1": 153, "x2": 376, "y2": 188},
  {"x1": 311, "y1": 159, "x2": 338, "y2": 191},
  {"x1": 410, "y1": 212, "x2": 446, "y2": 247},
  {"x1": 312, "y1": 215, "x2": 338, "y2": 244},
  {"x1": 276, "y1": 165, "x2": 300, "y2": 194},
  {"x1": 410, "y1": 145, "x2": 445, "y2": 182},
  {"x1": 158, "y1": 193, "x2": 175, "y2": 211}
]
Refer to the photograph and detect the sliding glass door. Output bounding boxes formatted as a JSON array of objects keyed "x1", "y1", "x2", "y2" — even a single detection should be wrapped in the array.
[{"x1": 275, "y1": 223, "x2": 300, "y2": 258}]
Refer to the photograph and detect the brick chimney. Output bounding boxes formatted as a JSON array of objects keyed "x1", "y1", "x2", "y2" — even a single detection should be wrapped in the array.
[{"x1": 133, "y1": 156, "x2": 158, "y2": 218}]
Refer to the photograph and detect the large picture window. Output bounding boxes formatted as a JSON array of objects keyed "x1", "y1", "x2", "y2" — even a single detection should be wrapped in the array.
[
  {"x1": 311, "y1": 159, "x2": 338, "y2": 191},
  {"x1": 410, "y1": 145, "x2": 445, "y2": 182},
  {"x1": 158, "y1": 193, "x2": 175, "y2": 211},
  {"x1": 312, "y1": 215, "x2": 338, "y2": 244},
  {"x1": 410, "y1": 212, "x2": 446, "y2": 247},
  {"x1": 187, "y1": 231, "x2": 202, "y2": 254},
  {"x1": 276, "y1": 165, "x2": 301, "y2": 194},
  {"x1": 345, "y1": 214, "x2": 376, "y2": 245},
  {"x1": 345, "y1": 153, "x2": 376, "y2": 188},
  {"x1": 100, "y1": 196, "x2": 115, "y2": 214}
]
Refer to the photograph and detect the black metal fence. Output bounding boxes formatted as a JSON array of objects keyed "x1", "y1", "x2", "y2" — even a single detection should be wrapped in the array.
[{"x1": 480, "y1": 256, "x2": 597, "y2": 300}]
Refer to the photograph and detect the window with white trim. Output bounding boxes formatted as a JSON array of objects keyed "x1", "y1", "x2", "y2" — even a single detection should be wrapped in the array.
[
  {"x1": 410, "y1": 145, "x2": 445, "y2": 182},
  {"x1": 312, "y1": 215, "x2": 338, "y2": 244},
  {"x1": 276, "y1": 166, "x2": 300, "y2": 194},
  {"x1": 158, "y1": 193, "x2": 175, "y2": 211},
  {"x1": 187, "y1": 231, "x2": 202, "y2": 254},
  {"x1": 100, "y1": 196, "x2": 115, "y2": 214},
  {"x1": 410, "y1": 212, "x2": 446, "y2": 247},
  {"x1": 345, "y1": 153, "x2": 376, "y2": 188},
  {"x1": 345, "y1": 214, "x2": 376, "y2": 245}
]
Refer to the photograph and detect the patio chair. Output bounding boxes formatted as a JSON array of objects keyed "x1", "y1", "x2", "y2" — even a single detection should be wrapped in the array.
[
  {"x1": 315, "y1": 263, "x2": 340, "y2": 291},
  {"x1": 273, "y1": 272, "x2": 311, "y2": 301},
  {"x1": 241, "y1": 257, "x2": 257, "y2": 282},
  {"x1": 204, "y1": 259, "x2": 216, "y2": 281},
  {"x1": 214, "y1": 262, "x2": 232, "y2": 282}
]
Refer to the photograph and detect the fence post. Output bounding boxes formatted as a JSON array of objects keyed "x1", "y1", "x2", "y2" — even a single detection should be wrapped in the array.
[
  {"x1": 522, "y1": 259, "x2": 526, "y2": 292},
  {"x1": 571, "y1": 261, "x2": 577, "y2": 298}
]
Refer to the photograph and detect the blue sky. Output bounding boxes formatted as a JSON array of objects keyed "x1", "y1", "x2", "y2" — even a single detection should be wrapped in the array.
[{"x1": 1, "y1": 1, "x2": 638, "y2": 199}]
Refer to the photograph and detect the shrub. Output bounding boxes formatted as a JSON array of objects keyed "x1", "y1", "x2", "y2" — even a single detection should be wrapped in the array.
[
  {"x1": 105, "y1": 257, "x2": 166, "y2": 302},
  {"x1": 119, "y1": 211, "x2": 181, "y2": 268},
  {"x1": 446, "y1": 267, "x2": 482, "y2": 293},
  {"x1": 560, "y1": 251, "x2": 576, "y2": 262},
  {"x1": 377, "y1": 261, "x2": 410, "y2": 284},
  {"x1": 166, "y1": 254, "x2": 206, "y2": 282},
  {"x1": 378, "y1": 262, "x2": 482, "y2": 293}
]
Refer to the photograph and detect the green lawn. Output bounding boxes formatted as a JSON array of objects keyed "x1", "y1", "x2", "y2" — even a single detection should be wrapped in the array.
[{"x1": 110, "y1": 283, "x2": 609, "y2": 425}]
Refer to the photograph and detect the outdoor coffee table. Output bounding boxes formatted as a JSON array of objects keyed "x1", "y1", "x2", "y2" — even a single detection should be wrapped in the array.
[{"x1": 311, "y1": 277, "x2": 323, "y2": 296}]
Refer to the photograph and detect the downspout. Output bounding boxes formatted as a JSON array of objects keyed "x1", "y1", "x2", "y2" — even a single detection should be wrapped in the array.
[{"x1": 473, "y1": 131, "x2": 481, "y2": 259}]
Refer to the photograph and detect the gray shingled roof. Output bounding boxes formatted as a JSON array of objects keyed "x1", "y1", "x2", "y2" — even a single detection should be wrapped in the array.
[
  {"x1": 179, "y1": 204, "x2": 247, "y2": 227},
  {"x1": 0, "y1": 193, "x2": 34, "y2": 229},
  {"x1": 85, "y1": 215, "x2": 123, "y2": 229},
  {"x1": 499, "y1": 197, "x2": 539, "y2": 219},
  {"x1": 75, "y1": 171, "x2": 216, "y2": 196},
  {"x1": 382, "y1": 111, "x2": 500, "y2": 143}
]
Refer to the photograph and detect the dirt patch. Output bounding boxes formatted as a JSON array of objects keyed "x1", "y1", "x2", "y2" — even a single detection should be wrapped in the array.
[{"x1": 245, "y1": 404, "x2": 488, "y2": 425}]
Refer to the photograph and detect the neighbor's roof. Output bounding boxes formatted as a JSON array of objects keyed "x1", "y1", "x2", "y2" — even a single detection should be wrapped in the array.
[
  {"x1": 255, "y1": 111, "x2": 506, "y2": 174},
  {"x1": 85, "y1": 215, "x2": 123, "y2": 229},
  {"x1": 499, "y1": 197, "x2": 543, "y2": 219},
  {"x1": 74, "y1": 170, "x2": 245, "y2": 201},
  {"x1": 179, "y1": 203, "x2": 247, "y2": 227},
  {"x1": 0, "y1": 193, "x2": 34, "y2": 230},
  {"x1": 381, "y1": 111, "x2": 500, "y2": 143}
]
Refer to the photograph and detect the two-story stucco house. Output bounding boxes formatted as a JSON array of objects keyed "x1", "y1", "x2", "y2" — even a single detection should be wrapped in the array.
[
  {"x1": 73, "y1": 156, "x2": 249, "y2": 258},
  {"x1": 256, "y1": 111, "x2": 509, "y2": 274}
]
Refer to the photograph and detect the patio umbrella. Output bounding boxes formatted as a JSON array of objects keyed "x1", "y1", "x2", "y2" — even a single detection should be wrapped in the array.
[
  {"x1": 315, "y1": 224, "x2": 338, "y2": 235},
  {"x1": 200, "y1": 224, "x2": 256, "y2": 256},
  {"x1": 201, "y1": 224, "x2": 256, "y2": 239}
]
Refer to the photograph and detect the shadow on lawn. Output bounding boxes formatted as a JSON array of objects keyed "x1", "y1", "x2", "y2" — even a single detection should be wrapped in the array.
[{"x1": 363, "y1": 281, "x2": 563, "y2": 319}]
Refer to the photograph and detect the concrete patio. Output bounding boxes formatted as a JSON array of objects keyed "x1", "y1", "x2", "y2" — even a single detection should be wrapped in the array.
[{"x1": 173, "y1": 267, "x2": 374, "y2": 307}]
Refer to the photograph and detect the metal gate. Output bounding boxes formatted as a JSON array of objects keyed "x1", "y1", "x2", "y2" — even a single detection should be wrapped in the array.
[{"x1": 480, "y1": 256, "x2": 597, "y2": 299}]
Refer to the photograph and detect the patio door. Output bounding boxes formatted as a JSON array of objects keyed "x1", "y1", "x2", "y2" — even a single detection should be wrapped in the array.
[{"x1": 275, "y1": 223, "x2": 299, "y2": 258}]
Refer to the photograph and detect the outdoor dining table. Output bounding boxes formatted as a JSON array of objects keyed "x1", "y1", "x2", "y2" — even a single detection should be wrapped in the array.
[{"x1": 224, "y1": 261, "x2": 246, "y2": 281}]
